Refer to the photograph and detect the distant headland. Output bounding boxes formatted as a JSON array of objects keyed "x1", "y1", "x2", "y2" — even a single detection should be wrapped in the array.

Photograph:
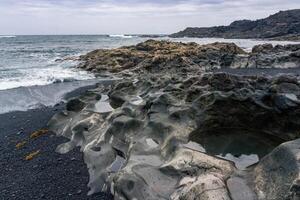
[{"x1": 170, "y1": 9, "x2": 300, "y2": 41}]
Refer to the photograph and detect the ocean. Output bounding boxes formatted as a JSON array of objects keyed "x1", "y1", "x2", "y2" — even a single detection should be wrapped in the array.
[
  {"x1": 0, "y1": 35, "x2": 149, "y2": 90},
  {"x1": 0, "y1": 35, "x2": 299, "y2": 114}
]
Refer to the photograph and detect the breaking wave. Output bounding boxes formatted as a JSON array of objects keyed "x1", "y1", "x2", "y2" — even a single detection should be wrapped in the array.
[
  {"x1": 0, "y1": 79, "x2": 102, "y2": 114},
  {"x1": 0, "y1": 66, "x2": 95, "y2": 91},
  {"x1": 0, "y1": 35, "x2": 16, "y2": 38},
  {"x1": 109, "y1": 34, "x2": 135, "y2": 39}
]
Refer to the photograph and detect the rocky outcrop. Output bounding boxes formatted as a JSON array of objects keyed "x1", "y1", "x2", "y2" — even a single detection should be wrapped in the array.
[
  {"x1": 79, "y1": 40, "x2": 300, "y2": 72},
  {"x1": 170, "y1": 9, "x2": 300, "y2": 41},
  {"x1": 49, "y1": 72, "x2": 300, "y2": 199},
  {"x1": 49, "y1": 40, "x2": 300, "y2": 199},
  {"x1": 239, "y1": 43, "x2": 300, "y2": 69},
  {"x1": 79, "y1": 40, "x2": 246, "y2": 73}
]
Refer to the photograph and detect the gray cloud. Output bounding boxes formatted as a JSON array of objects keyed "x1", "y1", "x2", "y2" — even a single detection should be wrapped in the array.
[{"x1": 0, "y1": 0, "x2": 298, "y2": 35}]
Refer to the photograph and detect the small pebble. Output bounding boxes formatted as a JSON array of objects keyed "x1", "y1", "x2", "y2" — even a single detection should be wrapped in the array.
[
  {"x1": 16, "y1": 131, "x2": 23, "y2": 135},
  {"x1": 33, "y1": 165, "x2": 39, "y2": 169},
  {"x1": 76, "y1": 190, "x2": 82, "y2": 194}
]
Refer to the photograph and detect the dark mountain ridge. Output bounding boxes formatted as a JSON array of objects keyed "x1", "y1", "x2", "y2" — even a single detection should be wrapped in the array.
[{"x1": 170, "y1": 9, "x2": 300, "y2": 40}]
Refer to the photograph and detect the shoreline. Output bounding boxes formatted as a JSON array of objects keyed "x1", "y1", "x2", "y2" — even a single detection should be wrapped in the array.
[
  {"x1": 0, "y1": 78, "x2": 115, "y2": 115},
  {"x1": 1, "y1": 38, "x2": 300, "y2": 199},
  {"x1": 0, "y1": 82, "x2": 113, "y2": 200}
]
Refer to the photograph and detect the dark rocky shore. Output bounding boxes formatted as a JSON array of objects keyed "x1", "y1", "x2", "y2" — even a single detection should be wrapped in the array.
[
  {"x1": 79, "y1": 40, "x2": 300, "y2": 72},
  {"x1": 3, "y1": 39, "x2": 300, "y2": 199},
  {"x1": 170, "y1": 9, "x2": 300, "y2": 41},
  {"x1": 44, "y1": 40, "x2": 300, "y2": 199}
]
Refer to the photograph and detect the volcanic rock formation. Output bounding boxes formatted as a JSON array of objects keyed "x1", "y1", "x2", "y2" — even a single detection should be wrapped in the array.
[
  {"x1": 79, "y1": 40, "x2": 246, "y2": 73},
  {"x1": 79, "y1": 40, "x2": 300, "y2": 72},
  {"x1": 49, "y1": 40, "x2": 300, "y2": 199}
]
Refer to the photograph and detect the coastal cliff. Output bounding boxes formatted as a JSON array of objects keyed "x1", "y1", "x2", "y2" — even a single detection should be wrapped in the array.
[{"x1": 170, "y1": 9, "x2": 300, "y2": 41}]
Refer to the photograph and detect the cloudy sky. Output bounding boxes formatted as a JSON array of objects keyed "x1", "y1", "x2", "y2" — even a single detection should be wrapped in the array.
[{"x1": 0, "y1": 0, "x2": 298, "y2": 35}]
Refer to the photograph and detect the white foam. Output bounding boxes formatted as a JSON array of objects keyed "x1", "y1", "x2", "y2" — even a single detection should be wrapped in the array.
[
  {"x1": 0, "y1": 64, "x2": 95, "y2": 91},
  {"x1": 109, "y1": 34, "x2": 134, "y2": 39},
  {"x1": 0, "y1": 35, "x2": 16, "y2": 38},
  {"x1": 0, "y1": 79, "x2": 101, "y2": 114}
]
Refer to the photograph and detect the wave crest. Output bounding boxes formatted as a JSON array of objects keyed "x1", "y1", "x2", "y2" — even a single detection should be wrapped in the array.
[
  {"x1": 0, "y1": 35, "x2": 16, "y2": 38},
  {"x1": 0, "y1": 66, "x2": 95, "y2": 91},
  {"x1": 109, "y1": 34, "x2": 134, "y2": 39}
]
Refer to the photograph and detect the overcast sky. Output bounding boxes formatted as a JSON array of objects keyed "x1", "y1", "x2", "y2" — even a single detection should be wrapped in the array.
[{"x1": 0, "y1": 0, "x2": 298, "y2": 35}]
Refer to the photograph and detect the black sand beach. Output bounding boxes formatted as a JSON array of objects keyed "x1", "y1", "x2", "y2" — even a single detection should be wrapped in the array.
[{"x1": 0, "y1": 83, "x2": 113, "y2": 200}]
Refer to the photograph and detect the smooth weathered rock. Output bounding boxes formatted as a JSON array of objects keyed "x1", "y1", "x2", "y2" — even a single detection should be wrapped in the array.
[
  {"x1": 227, "y1": 177, "x2": 256, "y2": 200},
  {"x1": 49, "y1": 70, "x2": 300, "y2": 199},
  {"x1": 254, "y1": 139, "x2": 300, "y2": 200}
]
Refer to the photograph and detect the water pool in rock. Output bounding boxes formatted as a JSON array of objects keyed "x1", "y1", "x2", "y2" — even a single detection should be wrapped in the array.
[{"x1": 188, "y1": 130, "x2": 283, "y2": 169}]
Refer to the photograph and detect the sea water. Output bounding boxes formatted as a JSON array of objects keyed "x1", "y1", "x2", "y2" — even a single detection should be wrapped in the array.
[
  {"x1": 0, "y1": 35, "x2": 148, "y2": 113},
  {"x1": 0, "y1": 35, "x2": 299, "y2": 113}
]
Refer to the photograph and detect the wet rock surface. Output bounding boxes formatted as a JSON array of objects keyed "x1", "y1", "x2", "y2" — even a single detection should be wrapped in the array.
[{"x1": 49, "y1": 40, "x2": 300, "y2": 199}]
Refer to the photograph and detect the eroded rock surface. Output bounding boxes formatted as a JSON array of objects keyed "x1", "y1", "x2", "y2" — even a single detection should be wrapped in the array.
[
  {"x1": 243, "y1": 44, "x2": 300, "y2": 69},
  {"x1": 48, "y1": 40, "x2": 300, "y2": 199},
  {"x1": 79, "y1": 40, "x2": 300, "y2": 74},
  {"x1": 49, "y1": 71, "x2": 300, "y2": 199},
  {"x1": 79, "y1": 40, "x2": 246, "y2": 73}
]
